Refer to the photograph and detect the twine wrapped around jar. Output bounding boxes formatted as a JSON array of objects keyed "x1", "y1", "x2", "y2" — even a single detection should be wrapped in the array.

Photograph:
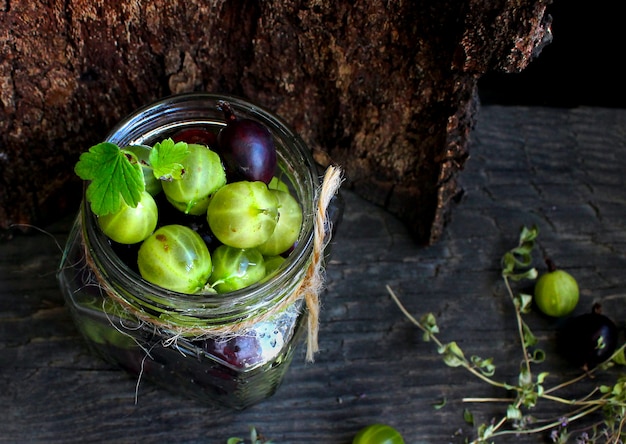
[{"x1": 83, "y1": 165, "x2": 343, "y2": 363}]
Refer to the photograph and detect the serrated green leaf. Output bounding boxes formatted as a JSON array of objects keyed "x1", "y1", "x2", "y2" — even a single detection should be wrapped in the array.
[
  {"x1": 149, "y1": 138, "x2": 190, "y2": 181},
  {"x1": 75, "y1": 142, "x2": 145, "y2": 216}
]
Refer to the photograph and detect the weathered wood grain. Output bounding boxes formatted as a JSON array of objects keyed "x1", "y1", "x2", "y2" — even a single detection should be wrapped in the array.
[
  {"x1": 0, "y1": 0, "x2": 551, "y2": 244},
  {"x1": 1, "y1": 105, "x2": 625, "y2": 443}
]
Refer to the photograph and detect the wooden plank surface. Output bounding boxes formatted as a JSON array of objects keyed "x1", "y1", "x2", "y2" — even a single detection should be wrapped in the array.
[{"x1": 1, "y1": 105, "x2": 625, "y2": 443}]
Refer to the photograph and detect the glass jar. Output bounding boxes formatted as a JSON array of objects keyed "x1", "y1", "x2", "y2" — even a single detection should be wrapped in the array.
[{"x1": 58, "y1": 93, "x2": 340, "y2": 409}]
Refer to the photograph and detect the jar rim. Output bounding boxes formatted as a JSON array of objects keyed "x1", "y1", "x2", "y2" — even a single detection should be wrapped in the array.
[{"x1": 84, "y1": 93, "x2": 318, "y2": 320}]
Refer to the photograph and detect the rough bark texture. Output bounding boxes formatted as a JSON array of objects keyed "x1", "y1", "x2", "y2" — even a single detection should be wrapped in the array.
[{"x1": 0, "y1": 0, "x2": 552, "y2": 243}]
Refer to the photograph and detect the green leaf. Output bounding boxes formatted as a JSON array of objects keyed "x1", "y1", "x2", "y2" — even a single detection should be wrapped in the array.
[
  {"x1": 477, "y1": 423, "x2": 495, "y2": 439},
  {"x1": 530, "y1": 348, "x2": 546, "y2": 363},
  {"x1": 514, "y1": 293, "x2": 534, "y2": 314},
  {"x1": 439, "y1": 341, "x2": 466, "y2": 367},
  {"x1": 501, "y1": 225, "x2": 539, "y2": 280},
  {"x1": 521, "y1": 224, "x2": 539, "y2": 241},
  {"x1": 149, "y1": 138, "x2": 189, "y2": 181},
  {"x1": 74, "y1": 142, "x2": 145, "y2": 216},
  {"x1": 518, "y1": 366, "x2": 532, "y2": 387},
  {"x1": 227, "y1": 439, "x2": 244, "y2": 444},
  {"x1": 501, "y1": 252, "x2": 516, "y2": 275},
  {"x1": 521, "y1": 322, "x2": 538, "y2": 348},
  {"x1": 420, "y1": 312, "x2": 439, "y2": 341},
  {"x1": 506, "y1": 267, "x2": 538, "y2": 282},
  {"x1": 536, "y1": 384, "x2": 544, "y2": 397},
  {"x1": 471, "y1": 355, "x2": 496, "y2": 376},
  {"x1": 506, "y1": 404, "x2": 522, "y2": 420},
  {"x1": 463, "y1": 408, "x2": 474, "y2": 425},
  {"x1": 433, "y1": 397, "x2": 447, "y2": 410},
  {"x1": 612, "y1": 346, "x2": 626, "y2": 365}
]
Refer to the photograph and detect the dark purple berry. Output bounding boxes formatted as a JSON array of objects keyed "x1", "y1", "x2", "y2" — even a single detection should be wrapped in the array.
[
  {"x1": 216, "y1": 101, "x2": 277, "y2": 184},
  {"x1": 202, "y1": 335, "x2": 263, "y2": 369},
  {"x1": 172, "y1": 127, "x2": 218, "y2": 147},
  {"x1": 558, "y1": 303, "x2": 619, "y2": 369}
]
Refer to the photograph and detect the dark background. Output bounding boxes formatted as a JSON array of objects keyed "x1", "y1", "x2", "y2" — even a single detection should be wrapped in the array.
[{"x1": 478, "y1": 0, "x2": 624, "y2": 108}]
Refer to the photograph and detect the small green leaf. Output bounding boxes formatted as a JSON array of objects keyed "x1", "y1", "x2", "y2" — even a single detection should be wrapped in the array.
[
  {"x1": 75, "y1": 142, "x2": 145, "y2": 216},
  {"x1": 514, "y1": 293, "x2": 534, "y2": 314},
  {"x1": 463, "y1": 408, "x2": 474, "y2": 425},
  {"x1": 477, "y1": 423, "x2": 495, "y2": 439},
  {"x1": 506, "y1": 404, "x2": 522, "y2": 420},
  {"x1": 471, "y1": 355, "x2": 496, "y2": 377},
  {"x1": 521, "y1": 322, "x2": 538, "y2": 348},
  {"x1": 501, "y1": 252, "x2": 517, "y2": 275},
  {"x1": 420, "y1": 312, "x2": 439, "y2": 341},
  {"x1": 227, "y1": 439, "x2": 244, "y2": 444},
  {"x1": 507, "y1": 267, "x2": 538, "y2": 282},
  {"x1": 439, "y1": 341, "x2": 466, "y2": 367},
  {"x1": 521, "y1": 224, "x2": 539, "y2": 241},
  {"x1": 518, "y1": 366, "x2": 532, "y2": 387},
  {"x1": 612, "y1": 347, "x2": 626, "y2": 365},
  {"x1": 149, "y1": 138, "x2": 190, "y2": 181},
  {"x1": 530, "y1": 348, "x2": 546, "y2": 363},
  {"x1": 433, "y1": 397, "x2": 447, "y2": 410},
  {"x1": 536, "y1": 372, "x2": 549, "y2": 384},
  {"x1": 536, "y1": 384, "x2": 544, "y2": 397},
  {"x1": 501, "y1": 225, "x2": 539, "y2": 280}
]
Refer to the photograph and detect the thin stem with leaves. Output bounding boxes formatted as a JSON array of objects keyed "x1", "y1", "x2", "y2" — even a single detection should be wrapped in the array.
[{"x1": 387, "y1": 225, "x2": 626, "y2": 443}]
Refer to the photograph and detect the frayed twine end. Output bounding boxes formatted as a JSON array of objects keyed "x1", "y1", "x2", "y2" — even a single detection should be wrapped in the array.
[{"x1": 304, "y1": 164, "x2": 343, "y2": 362}]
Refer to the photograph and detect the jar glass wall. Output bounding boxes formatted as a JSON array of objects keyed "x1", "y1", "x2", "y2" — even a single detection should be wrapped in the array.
[{"x1": 58, "y1": 93, "x2": 331, "y2": 409}]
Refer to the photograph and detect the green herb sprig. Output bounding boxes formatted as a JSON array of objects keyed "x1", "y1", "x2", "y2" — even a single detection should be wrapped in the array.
[{"x1": 387, "y1": 225, "x2": 626, "y2": 443}]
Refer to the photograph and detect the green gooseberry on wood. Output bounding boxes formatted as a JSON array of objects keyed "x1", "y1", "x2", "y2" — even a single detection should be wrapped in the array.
[{"x1": 534, "y1": 260, "x2": 579, "y2": 317}]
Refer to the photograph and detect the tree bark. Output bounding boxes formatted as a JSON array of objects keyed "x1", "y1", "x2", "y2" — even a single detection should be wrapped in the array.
[{"x1": 0, "y1": 0, "x2": 552, "y2": 243}]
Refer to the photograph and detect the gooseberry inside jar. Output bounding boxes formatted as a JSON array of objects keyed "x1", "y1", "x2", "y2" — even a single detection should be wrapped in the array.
[{"x1": 57, "y1": 93, "x2": 334, "y2": 409}]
